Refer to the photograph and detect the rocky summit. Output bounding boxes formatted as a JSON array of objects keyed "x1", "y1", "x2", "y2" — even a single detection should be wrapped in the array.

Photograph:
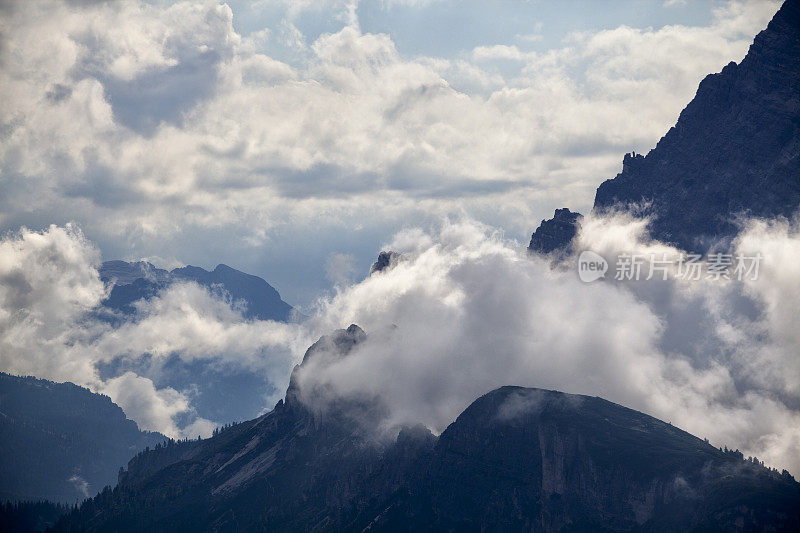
[
  {"x1": 530, "y1": 0, "x2": 800, "y2": 254},
  {"x1": 528, "y1": 208, "x2": 583, "y2": 255},
  {"x1": 369, "y1": 251, "x2": 401, "y2": 275},
  {"x1": 592, "y1": 0, "x2": 800, "y2": 251},
  {"x1": 54, "y1": 327, "x2": 800, "y2": 532}
]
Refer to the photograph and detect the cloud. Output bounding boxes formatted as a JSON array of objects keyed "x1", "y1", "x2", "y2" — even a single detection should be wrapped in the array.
[
  {"x1": 0, "y1": 0, "x2": 782, "y2": 304},
  {"x1": 99, "y1": 372, "x2": 202, "y2": 438},
  {"x1": 68, "y1": 475, "x2": 90, "y2": 498},
  {"x1": 471, "y1": 45, "x2": 529, "y2": 62},
  {"x1": 325, "y1": 252, "x2": 358, "y2": 286},
  {"x1": 96, "y1": 282, "x2": 298, "y2": 371},
  {"x1": 0, "y1": 0, "x2": 794, "y2": 468},
  {"x1": 0, "y1": 224, "x2": 105, "y2": 382},
  {"x1": 0, "y1": 224, "x2": 301, "y2": 438},
  {"x1": 1, "y1": 213, "x2": 798, "y2": 476},
  {"x1": 294, "y1": 216, "x2": 800, "y2": 475}
]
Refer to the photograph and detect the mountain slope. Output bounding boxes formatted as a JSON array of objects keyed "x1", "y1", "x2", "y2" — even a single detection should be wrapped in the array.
[
  {"x1": 99, "y1": 261, "x2": 294, "y2": 322},
  {"x1": 0, "y1": 373, "x2": 165, "y2": 503},
  {"x1": 387, "y1": 386, "x2": 799, "y2": 531},
  {"x1": 592, "y1": 0, "x2": 800, "y2": 250},
  {"x1": 54, "y1": 327, "x2": 800, "y2": 532}
]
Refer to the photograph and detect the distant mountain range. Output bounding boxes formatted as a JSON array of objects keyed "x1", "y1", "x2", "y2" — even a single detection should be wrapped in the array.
[
  {"x1": 99, "y1": 261, "x2": 294, "y2": 323},
  {"x1": 96, "y1": 260, "x2": 298, "y2": 427},
  {"x1": 0, "y1": 372, "x2": 165, "y2": 504},
  {"x1": 53, "y1": 325, "x2": 800, "y2": 531},
  {"x1": 531, "y1": 0, "x2": 800, "y2": 254}
]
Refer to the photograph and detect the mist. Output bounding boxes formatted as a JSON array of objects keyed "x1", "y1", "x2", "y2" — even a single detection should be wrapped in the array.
[{"x1": 0, "y1": 216, "x2": 798, "y2": 474}]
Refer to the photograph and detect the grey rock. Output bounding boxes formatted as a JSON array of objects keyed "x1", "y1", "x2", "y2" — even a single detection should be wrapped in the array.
[
  {"x1": 593, "y1": 0, "x2": 800, "y2": 251},
  {"x1": 369, "y1": 251, "x2": 401, "y2": 275},
  {"x1": 528, "y1": 208, "x2": 583, "y2": 255}
]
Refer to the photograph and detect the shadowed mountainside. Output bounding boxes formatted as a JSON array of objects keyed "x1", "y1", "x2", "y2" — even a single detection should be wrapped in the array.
[
  {"x1": 0, "y1": 373, "x2": 165, "y2": 504},
  {"x1": 530, "y1": 0, "x2": 800, "y2": 254},
  {"x1": 528, "y1": 208, "x2": 583, "y2": 255},
  {"x1": 99, "y1": 260, "x2": 294, "y2": 322},
  {"x1": 54, "y1": 326, "x2": 800, "y2": 532}
]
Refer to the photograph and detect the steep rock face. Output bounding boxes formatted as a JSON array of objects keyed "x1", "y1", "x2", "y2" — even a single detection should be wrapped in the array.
[
  {"x1": 593, "y1": 0, "x2": 800, "y2": 250},
  {"x1": 369, "y1": 251, "x2": 401, "y2": 275},
  {"x1": 99, "y1": 261, "x2": 294, "y2": 322},
  {"x1": 0, "y1": 373, "x2": 165, "y2": 503},
  {"x1": 57, "y1": 325, "x2": 433, "y2": 531},
  {"x1": 528, "y1": 208, "x2": 583, "y2": 255},
  {"x1": 54, "y1": 336, "x2": 800, "y2": 532}
]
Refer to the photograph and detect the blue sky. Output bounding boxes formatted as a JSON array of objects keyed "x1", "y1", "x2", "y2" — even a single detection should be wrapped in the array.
[{"x1": 230, "y1": 1, "x2": 718, "y2": 57}]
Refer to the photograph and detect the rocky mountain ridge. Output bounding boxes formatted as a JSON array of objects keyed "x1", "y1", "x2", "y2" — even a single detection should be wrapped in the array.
[
  {"x1": 530, "y1": 0, "x2": 800, "y2": 254},
  {"x1": 99, "y1": 260, "x2": 294, "y2": 322},
  {"x1": 54, "y1": 326, "x2": 800, "y2": 532}
]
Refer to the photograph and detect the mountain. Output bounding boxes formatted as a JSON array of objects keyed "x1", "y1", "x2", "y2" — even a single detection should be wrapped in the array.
[
  {"x1": 99, "y1": 261, "x2": 294, "y2": 322},
  {"x1": 528, "y1": 208, "x2": 583, "y2": 255},
  {"x1": 54, "y1": 327, "x2": 800, "y2": 532},
  {"x1": 0, "y1": 501, "x2": 69, "y2": 533},
  {"x1": 593, "y1": 0, "x2": 800, "y2": 250},
  {"x1": 0, "y1": 372, "x2": 165, "y2": 504},
  {"x1": 370, "y1": 251, "x2": 401, "y2": 275},
  {"x1": 531, "y1": 0, "x2": 800, "y2": 254},
  {"x1": 96, "y1": 261, "x2": 296, "y2": 427}
]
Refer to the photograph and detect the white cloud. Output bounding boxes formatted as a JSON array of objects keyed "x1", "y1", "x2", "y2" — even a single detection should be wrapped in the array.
[
  {"x1": 0, "y1": 224, "x2": 105, "y2": 382},
  {"x1": 295, "y1": 216, "x2": 800, "y2": 475},
  {"x1": 471, "y1": 44, "x2": 529, "y2": 62},
  {"x1": 0, "y1": 224, "x2": 300, "y2": 438},
  {"x1": 1, "y1": 213, "x2": 798, "y2": 474},
  {"x1": 0, "y1": 0, "x2": 782, "y2": 299},
  {"x1": 0, "y1": 0, "x2": 794, "y2": 467},
  {"x1": 100, "y1": 372, "x2": 201, "y2": 438}
]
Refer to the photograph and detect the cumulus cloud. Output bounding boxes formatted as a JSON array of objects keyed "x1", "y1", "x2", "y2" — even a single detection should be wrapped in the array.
[
  {"x1": 0, "y1": 0, "x2": 781, "y2": 304},
  {"x1": 0, "y1": 0, "x2": 794, "y2": 474},
  {"x1": 96, "y1": 282, "x2": 298, "y2": 371},
  {"x1": 0, "y1": 224, "x2": 105, "y2": 382},
  {"x1": 294, "y1": 216, "x2": 800, "y2": 475},
  {"x1": 100, "y1": 372, "x2": 200, "y2": 438},
  {"x1": 0, "y1": 224, "x2": 300, "y2": 438},
  {"x1": 1, "y1": 215, "x2": 798, "y2": 476}
]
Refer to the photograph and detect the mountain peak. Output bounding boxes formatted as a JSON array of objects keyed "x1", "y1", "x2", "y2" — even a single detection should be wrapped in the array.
[
  {"x1": 592, "y1": 0, "x2": 800, "y2": 251},
  {"x1": 528, "y1": 208, "x2": 583, "y2": 255},
  {"x1": 54, "y1": 379, "x2": 800, "y2": 531},
  {"x1": 99, "y1": 260, "x2": 294, "y2": 322},
  {"x1": 285, "y1": 324, "x2": 367, "y2": 408},
  {"x1": 212, "y1": 263, "x2": 233, "y2": 273},
  {"x1": 370, "y1": 250, "x2": 401, "y2": 274}
]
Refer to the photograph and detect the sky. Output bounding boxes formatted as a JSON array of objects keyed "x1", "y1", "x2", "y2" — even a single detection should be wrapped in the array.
[
  {"x1": 0, "y1": 0, "x2": 782, "y2": 307},
  {"x1": 1, "y1": 0, "x2": 799, "y2": 477}
]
